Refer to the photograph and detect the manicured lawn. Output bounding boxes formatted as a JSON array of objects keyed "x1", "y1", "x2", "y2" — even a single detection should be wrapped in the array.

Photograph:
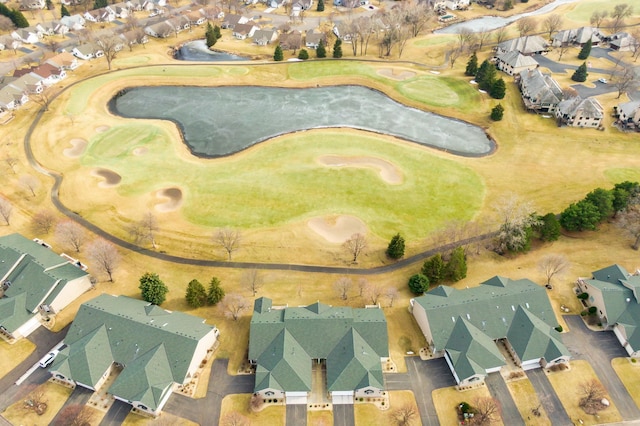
[
  {"x1": 288, "y1": 60, "x2": 381, "y2": 81},
  {"x1": 547, "y1": 360, "x2": 622, "y2": 425},
  {"x1": 220, "y1": 393, "x2": 285, "y2": 425},
  {"x1": 123, "y1": 411, "x2": 198, "y2": 425},
  {"x1": 432, "y1": 385, "x2": 504, "y2": 426},
  {"x1": 3, "y1": 381, "x2": 72, "y2": 426},
  {"x1": 354, "y1": 390, "x2": 417, "y2": 425},
  {"x1": 564, "y1": 0, "x2": 640, "y2": 23},
  {"x1": 611, "y1": 358, "x2": 640, "y2": 410},
  {"x1": 398, "y1": 76, "x2": 481, "y2": 111},
  {"x1": 0, "y1": 338, "x2": 35, "y2": 379},
  {"x1": 506, "y1": 378, "x2": 551, "y2": 426},
  {"x1": 308, "y1": 409, "x2": 333, "y2": 425}
]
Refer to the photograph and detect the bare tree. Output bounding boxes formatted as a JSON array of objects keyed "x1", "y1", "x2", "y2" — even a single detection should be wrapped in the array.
[
  {"x1": 494, "y1": 27, "x2": 509, "y2": 45},
  {"x1": 242, "y1": 268, "x2": 264, "y2": 296},
  {"x1": 516, "y1": 17, "x2": 537, "y2": 37},
  {"x1": 404, "y1": 1, "x2": 433, "y2": 38},
  {"x1": 214, "y1": 228, "x2": 241, "y2": 260},
  {"x1": 556, "y1": 42, "x2": 571, "y2": 61},
  {"x1": 30, "y1": 89, "x2": 52, "y2": 112},
  {"x1": 129, "y1": 212, "x2": 159, "y2": 249},
  {"x1": 493, "y1": 193, "x2": 541, "y2": 254},
  {"x1": 22, "y1": 388, "x2": 47, "y2": 415},
  {"x1": 470, "y1": 397, "x2": 501, "y2": 425},
  {"x1": 610, "y1": 3, "x2": 633, "y2": 33},
  {"x1": 590, "y1": 10, "x2": 608, "y2": 28},
  {"x1": 629, "y1": 29, "x2": 640, "y2": 62},
  {"x1": 362, "y1": 281, "x2": 382, "y2": 304},
  {"x1": 612, "y1": 66, "x2": 638, "y2": 99},
  {"x1": 55, "y1": 221, "x2": 86, "y2": 253},
  {"x1": 343, "y1": 233, "x2": 367, "y2": 262},
  {"x1": 358, "y1": 277, "x2": 368, "y2": 296},
  {"x1": 617, "y1": 200, "x2": 640, "y2": 249},
  {"x1": 538, "y1": 254, "x2": 570, "y2": 286},
  {"x1": 334, "y1": 276, "x2": 352, "y2": 300},
  {"x1": 448, "y1": 44, "x2": 462, "y2": 69},
  {"x1": 456, "y1": 27, "x2": 475, "y2": 52},
  {"x1": 220, "y1": 293, "x2": 250, "y2": 320},
  {"x1": 221, "y1": 412, "x2": 249, "y2": 426},
  {"x1": 95, "y1": 36, "x2": 122, "y2": 70},
  {"x1": 475, "y1": 28, "x2": 491, "y2": 51},
  {"x1": 0, "y1": 197, "x2": 12, "y2": 225},
  {"x1": 87, "y1": 238, "x2": 120, "y2": 282},
  {"x1": 0, "y1": 15, "x2": 14, "y2": 32},
  {"x1": 578, "y1": 379, "x2": 607, "y2": 415},
  {"x1": 31, "y1": 209, "x2": 56, "y2": 234},
  {"x1": 542, "y1": 14, "x2": 563, "y2": 40},
  {"x1": 4, "y1": 155, "x2": 18, "y2": 174},
  {"x1": 385, "y1": 286, "x2": 399, "y2": 307},
  {"x1": 393, "y1": 404, "x2": 417, "y2": 426},
  {"x1": 54, "y1": 404, "x2": 94, "y2": 426},
  {"x1": 19, "y1": 174, "x2": 39, "y2": 197}
]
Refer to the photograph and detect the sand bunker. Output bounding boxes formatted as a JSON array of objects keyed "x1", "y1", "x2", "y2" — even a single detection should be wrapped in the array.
[
  {"x1": 318, "y1": 155, "x2": 403, "y2": 185},
  {"x1": 307, "y1": 215, "x2": 367, "y2": 244},
  {"x1": 92, "y1": 168, "x2": 122, "y2": 187},
  {"x1": 96, "y1": 125, "x2": 110, "y2": 133},
  {"x1": 133, "y1": 147, "x2": 148, "y2": 156},
  {"x1": 155, "y1": 187, "x2": 183, "y2": 212},
  {"x1": 377, "y1": 68, "x2": 416, "y2": 81},
  {"x1": 63, "y1": 139, "x2": 87, "y2": 158}
]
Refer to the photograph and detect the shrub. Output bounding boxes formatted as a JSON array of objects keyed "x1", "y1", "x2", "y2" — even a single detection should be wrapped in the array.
[
  {"x1": 578, "y1": 292, "x2": 589, "y2": 300},
  {"x1": 632, "y1": 358, "x2": 637, "y2": 363},
  {"x1": 490, "y1": 104, "x2": 504, "y2": 121},
  {"x1": 408, "y1": 274, "x2": 429, "y2": 295},
  {"x1": 297, "y1": 49, "x2": 309, "y2": 60},
  {"x1": 588, "y1": 306, "x2": 597, "y2": 314},
  {"x1": 555, "y1": 325, "x2": 563, "y2": 332}
]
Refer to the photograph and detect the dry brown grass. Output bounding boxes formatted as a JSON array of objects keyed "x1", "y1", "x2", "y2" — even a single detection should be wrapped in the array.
[
  {"x1": 308, "y1": 409, "x2": 334, "y2": 426},
  {"x1": 3, "y1": 381, "x2": 72, "y2": 426},
  {"x1": 433, "y1": 385, "x2": 504, "y2": 426},
  {"x1": 0, "y1": 338, "x2": 35, "y2": 379},
  {"x1": 123, "y1": 411, "x2": 198, "y2": 426},
  {"x1": 611, "y1": 358, "x2": 640, "y2": 410},
  {"x1": 220, "y1": 393, "x2": 285, "y2": 425},
  {"x1": 506, "y1": 378, "x2": 551, "y2": 426},
  {"x1": 354, "y1": 390, "x2": 417, "y2": 425}
]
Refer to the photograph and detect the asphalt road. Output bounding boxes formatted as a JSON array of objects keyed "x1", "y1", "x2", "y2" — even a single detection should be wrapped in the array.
[
  {"x1": 332, "y1": 404, "x2": 354, "y2": 426},
  {"x1": 99, "y1": 400, "x2": 131, "y2": 426},
  {"x1": 526, "y1": 368, "x2": 572, "y2": 426},
  {"x1": 485, "y1": 373, "x2": 524, "y2": 425}
]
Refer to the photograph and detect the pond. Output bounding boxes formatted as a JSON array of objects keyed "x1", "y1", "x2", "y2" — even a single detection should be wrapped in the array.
[
  {"x1": 436, "y1": 0, "x2": 578, "y2": 33},
  {"x1": 174, "y1": 39, "x2": 249, "y2": 61},
  {"x1": 111, "y1": 85, "x2": 495, "y2": 157}
]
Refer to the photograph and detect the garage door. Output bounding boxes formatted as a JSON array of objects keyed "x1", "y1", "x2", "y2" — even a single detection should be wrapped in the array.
[
  {"x1": 286, "y1": 394, "x2": 308, "y2": 405},
  {"x1": 332, "y1": 394, "x2": 354, "y2": 405}
]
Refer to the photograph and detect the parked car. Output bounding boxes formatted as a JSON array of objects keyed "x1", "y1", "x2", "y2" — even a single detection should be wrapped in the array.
[
  {"x1": 39, "y1": 351, "x2": 58, "y2": 368},
  {"x1": 598, "y1": 78, "x2": 608, "y2": 84}
]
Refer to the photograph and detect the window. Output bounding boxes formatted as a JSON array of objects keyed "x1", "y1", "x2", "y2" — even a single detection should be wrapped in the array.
[
  {"x1": 266, "y1": 391, "x2": 274, "y2": 396},
  {"x1": 364, "y1": 389, "x2": 374, "y2": 395}
]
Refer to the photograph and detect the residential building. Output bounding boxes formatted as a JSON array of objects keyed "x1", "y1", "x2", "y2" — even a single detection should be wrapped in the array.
[
  {"x1": 516, "y1": 68, "x2": 563, "y2": 113},
  {"x1": 46, "y1": 51, "x2": 80, "y2": 70},
  {"x1": 0, "y1": 234, "x2": 91, "y2": 341},
  {"x1": 411, "y1": 277, "x2": 570, "y2": 385},
  {"x1": 617, "y1": 100, "x2": 640, "y2": 130},
  {"x1": 576, "y1": 265, "x2": 640, "y2": 357},
  {"x1": 60, "y1": 14, "x2": 86, "y2": 31},
  {"x1": 144, "y1": 21, "x2": 174, "y2": 38},
  {"x1": 496, "y1": 51, "x2": 538, "y2": 76},
  {"x1": 555, "y1": 96, "x2": 604, "y2": 128},
  {"x1": 72, "y1": 43, "x2": 104, "y2": 60},
  {"x1": 253, "y1": 28, "x2": 278, "y2": 46},
  {"x1": 32, "y1": 63, "x2": 67, "y2": 86},
  {"x1": 221, "y1": 14, "x2": 248, "y2": 30},
  {"x1": 11, "y1": 27, "x2": 43, "y2": 44},
  {"x1": 553, "y1": 26, "x2": 605, "y2": 47},
  {"x1": 249, "y1": 297, "x2": 389, "y2": 405},
  {"x1": 305, "y1": 30, "x2": 325, "y2": 49},
  {"x1": 278, "y1": 31, "x2": 302, "y2": 51},
  {"x1": 0, "y1": 84, "x2": 28, "y2": 110},
  {"x1": 496, "y1": 36, "x2": 548, "y2": 56},
  {"x1": 49, "y1": 294, "x2": 219, "y2": 416},
  {"x1": 19, "y1": 0, "x2": 45, "y2": 10},
  {"x1": 608, "y1": 32, "x2": 638, "y2": 52},
  {"x1": 233, "y1": 22, "x2": 259, "y2": 40},
  {"x1": 432, "y1": 0, "x2": 469, "y2": 11}
]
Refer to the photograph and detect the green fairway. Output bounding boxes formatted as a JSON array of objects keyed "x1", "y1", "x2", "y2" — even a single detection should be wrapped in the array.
[
  {"x1": 398, "y1": 76, "x2": 480, "y2": 110},
  {"x1": 605, "y1": 168, "x2": 640, "y2": 185},
  {"x1": 78, "y1": 127, "x2": 483, "y2": 239},
  {"x1": 287, "y1": 60, "x2": 382, "y2": 81},
  {"x1": 564, "y1": 0, "x2": 637, "y2": 23}
]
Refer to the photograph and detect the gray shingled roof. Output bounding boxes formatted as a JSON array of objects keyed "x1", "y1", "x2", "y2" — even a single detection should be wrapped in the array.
[
  {"x1": 497, "y1": 51, "x2": 538, "y2": 69},
  {"x1": 557, "y1": 97, "x2": 603, "y2": 119},
  {"x1": 518, "y1": 68, "x2": 563, "y2": 105},
  {"x1": 498, "y1": 36, "x2": 548, "y2": 54},
  {"x1": 249, "y1": 297, "x2": 388, "y2": 393}
]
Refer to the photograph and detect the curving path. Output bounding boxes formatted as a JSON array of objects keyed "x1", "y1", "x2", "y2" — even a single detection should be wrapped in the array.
[{"x1": 23, "y1": 63, "x2": 498, "y2": 274}]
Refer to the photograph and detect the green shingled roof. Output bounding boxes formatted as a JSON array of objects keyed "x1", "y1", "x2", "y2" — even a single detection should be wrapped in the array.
[
  {"x1": 445, "y1": 318, "x2": 504, "y2": 381},
  {"x1": 50, "y1": 294, "x2": 216, "y2": 411},
  {"x1": 249, "y1": 297, "x2": 388, "y2": 394},
  {"x1": 507, "y1": 306, "x2": 569, "y2": 363}
]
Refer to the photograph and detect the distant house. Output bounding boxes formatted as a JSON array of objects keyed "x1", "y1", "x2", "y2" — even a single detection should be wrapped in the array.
[
  {"x1": 249, "y1": 297, "x2": 389, "y2": 405},
  {"x1": 0, "y1": 35, "x2": 21, "y2": 52},
  {"x1": 278, "y1": 31, "x2": 302, "y2": 51},
  {"x1": 433, "y1": 0, "x2": 469, "y2": 11},
  {"x1": 72, "y1": 43, "x2": 104, "y2": 60},
  {"x1": 120, "y1": 30, "x2": 149, "y2": 48},
  {"x1": 106, "y1": 2, "x2": 130, "y2": 18},
  {"x1": 0, "y1": 84, "x2": 29, "y2": 110},
  {"x1": 253, "y1": 28, "x2": 278, "y2": 46},
  {"x1": 555, "y1": 96, "x2": 604, "y2": 128},
  {"x1": 144, "y1": 21, "x2": 174, "y2": 38},
  {"x1": 516, "y1": 68, "x2": 563, "y2": 113},
  {"x1": 496, "y1": 36, "x2": 548, "y2": 56},
  {"x1": 60, "y1": 14, "x2": 86, "y2": 31},
  {"x1": 8, "y1": 73, "x2": 44, "y2": 94},
  {"x1": 49, "y1": 294, "x2": 219, "y2": 417},
  {"x1": 221, "y1": 14, "x2": 248, "y2": 30},
  {"x1": 291, "y1": 0, "x2": 313, "y2": 10},
  {"x1": 617, "y1": 101, "x2": 640, "y2": 130},
  {"x1": 233, "y1": 22, "x2": 259, "y2": 40},
  {"x1": 0, "y1": 234, "x2": 92, "y2": 341},
  {"x1": 185, "y1": 11, "x2": 205, "y2": 26},
  {"x1": 11, "y1": 27, "x2": 43, "y2": 44},
  {"x1": 411, "y1": 277, "x2": 570, "y2": 386},
  {"x1": 496, "y1": 51, "x2": 538, "y2": 76},
  {"x1": 165, "y1": 16, "x2": 190, "y2": 33},
  {"x1": 305, "y1": 30, "x2": 325, "y2": 49},
  {"x1": 84, "y1": 7, "x2": 116, "y2": 23},
  {"x1": 608, "y1": 32, "x2": 638, "y2": 52},
  {"x1": 576, "y1": 265, "x2": 640, "y2": 357},
  {"x1": 46, "y1": 51, "x2": 79, "y2": 70},
  {"x1": 552, "y1": 27, "x2": 605, "y2": 47},
  {"x1": 19, "y1": 0, "x2": 45, "y2": 10},
  {"x1": 32, "y1": 63, "x2": 67, "y2": 85}
]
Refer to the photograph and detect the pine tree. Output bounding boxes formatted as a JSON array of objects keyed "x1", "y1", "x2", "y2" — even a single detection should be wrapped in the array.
[
  {"x1": 490, "y1": 78, "x2": 506, "y2": 99},
  {"x1": 316, "y1": 39, "x2": 326, "y2": 58},
  {"x1": 490, "y1": 103, "x2": 504, "y2": 121},
  {"x1": 205, "y1": 22, "x2": 217, "y2": 47},
  {"x1": 537, "y1": 213, "x2": 561, "y2": 241},
  {"x1": 60, "y1": 4, "x2": 70, "y2": 17},
  {"x1": 408, "y1": 274, "x2": 429, "y2": 295},
  {"x1": 333, "y1": 39, "x2": 343, "y2": 58},
  {"x1": 93, "y1": 0, "x2": 107, "y2": 9},
  {"x1": 9, "y1": 9, "x2": 29, "y2": 28},
  {"x1": 571, "y1": 62, "x2": 588, "y2": 82},
  {"x1": 386, "y1": 233, "x2": 405, "y2": 259},
  {"x1": 274, "y1": 45, "x2": 284, "y2": 61},
  {"x1": 445, "y1": 247, "x2": 467, "y2": 282},
  {"x1": 139, "y1": 272, "x2": 169, "y2": 305},
  {"x1": 298, "y1": 49, "x2": 309, "y2": 60},
  {"x1": 185, "y1": 279, "x2": 207, "y2": 308},
  {"x1": 317, "y1": 0, "x2": 324, "y2": 12},
  {"x1": 475, "y1": 59, "x2": 496, "y2": 91},
  {"x1": 578, "y1": 39, "x2": 592, "y2": 60},
  {"x1": 207, "y1": 277, "x2": 225, "y2": 305},
  {"x1": 421, "y1": 254, "x2": 445, "y2": 285},
  {"x1": 214, "y1": 25, "x2": 222, "y2": 40},
  {"x1": 465, "y1": 52, "x2": 478, "y2": 76},
  {"x1": 45, "y1": 0, "x2": 53, "y2": 10}
]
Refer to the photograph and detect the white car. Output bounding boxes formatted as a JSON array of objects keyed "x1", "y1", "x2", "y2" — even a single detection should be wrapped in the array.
[
  {"x1": 39, "y1": 351, "x2": 58, "y2": 368},
  {"x1": 598, "y1": 78, "x2": 608, "y2": 84}
]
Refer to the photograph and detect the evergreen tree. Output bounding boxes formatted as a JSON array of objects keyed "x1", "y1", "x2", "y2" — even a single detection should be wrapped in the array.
[
  {"x1": 537, "y1": 213, "x2": 561, "y2": 241},
  {"x1": 274, "y1": 44, "x2": 284, "y2": 61},
  {"x1": 93, "y1": 0, "x2": 107, "y2": 9},
  {"x1": 205, "y1": 22, "x2": 217, "y2": 48},
  {"x1": 139, "y1": 272, "x2": 169, "y2": 305},
  {"x1": 45, "y1": 0, "x2": 53, "y2": 10},
  {"x1": 386, "y1": 233, "x2": 405, "y2": 259},
  {"x1": 571, "y1": 62, "x2": 588, "y2": 82},
  {"x1": 490, "y1": 78, "x2": 506, "y2": 99},
  {"x1": 465, "y1": 52, "x2": 478, "y2": 76},
  {"x1": 421, "y1": 253, "x2": 445, "y2": 285},
  {"x1": 317, "y1": 0, "x2": 324, "y2": 12},
  {"x1": 213, "y1": 25, "x2": 222, "y2": 40},
  {"x1": 490, "y1": 103, "x2": 504, "y2": 121},
  {"x1": 333, "y1": 39, "x2": 343, "y2": 58},
  {"x1": 408, "y1": 274, "x2": 429, "y2": 295},
  {"x1": 475, "y1": 59, "x2": 496, "y2": 91},
  {"x1": 207, "y1": 277, "x2": 225, "y2": 305},
  {"x1": 613, "y1": 181, "x2": 640, "y2": 213},
  {"x1": 0, "y1": 3, "x2": 9, "y2": 17},
  {"x1": 9, "y1": 9, "x2": 29, "y2": 28},
  {"x1": 445, "y1": 247, "x2": 467, "y2": 282},
  {"x1": 577, "y1": 39, "x2": 592, "y2": 60},
  {"x1": 316, "y1": 39, "x2": 326, "y2": 58},
  {"x1": 560, "y1": 200, "x2": 601, "y2": 231},
  {"x1": 185, "y1": 279, "x2": 207, "y2": 308},
  {"x1": 60, "y1": 3, "x2": 70, "y2": 17},
  {"x1": 584, "y1": 188, "x2": 614, "y2": 221},
  {"x1": 298, "y1": 49, "x2": 309, "y2": 60}
]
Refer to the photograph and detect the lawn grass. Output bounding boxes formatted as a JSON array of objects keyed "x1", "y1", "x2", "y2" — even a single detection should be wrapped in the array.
[
  {"x1": 506, "y1": 378, "x2": 551, "y2": 426},
  {"x1": 220, "y1": 393, "x2": 285, "y2": 425},
  {"x1": 547, "y1": 360, "x2": 622, "y2": 425},
  {"x1": 3, "y1": 381, "x2": 72, "y2": 426},
  {"x1": 0, "y1": 338, "x2": 35, "y2": 379},
  {"x1": 397, "y1": 75, "x2": 481, "y2": 112},
  {"x1": 354, "y1": 390, "x2": 417, "y2": 425},
  {"x1": 563, "y1": 0, "x2": 640, "y2": 24},
  {"x1": 123, "y1": 411, "x2": 198, "y2": 426},
  {"x1": 308, "y1": 409, "x2": 334, "y2": 426},
  {"x1": 611, "y1": 358, "x2": 640, "y2": 410},
  {"x1": 432, "y1": 385, "x2": 504, "y2": 426},
  {"x1": 385, "y1": 307, "x2": 427, "y2": 373}
]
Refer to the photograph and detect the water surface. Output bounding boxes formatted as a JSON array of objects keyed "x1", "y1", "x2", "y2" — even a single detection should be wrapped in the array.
[{"x1": 174, "y1": 39, "x2": 249, "y2": 61}]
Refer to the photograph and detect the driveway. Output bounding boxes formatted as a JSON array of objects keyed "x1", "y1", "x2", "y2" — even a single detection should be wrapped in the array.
[
  {"x1": 485, "y1": 374, "x2": 524, "y2": 426},
  {"x1": 526, "y1": 369, "x2": 572, "y2": 426},
  {"x1": 563, "y1": 315, "x2": 640, "y2": 421},
  {"x1": 50, "y1": 386, "x2": 92, "y2": 425},
  {"x1": 99, "y1": 400, "x2": 131, "y2": 426},
  {"x1": 286, "y1": 404, "x2": 308, "y2": 425},
  {"x1": 333, "y1": 404, "x2": 354, "y2": 426}
]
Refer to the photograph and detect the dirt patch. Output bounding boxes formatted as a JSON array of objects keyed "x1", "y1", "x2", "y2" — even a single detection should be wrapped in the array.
[
  {"x1": 95, "y1": 125, "x2": 110, "y2": 133},
  {"x1": 377, "y1": 68, "x2": 416, "y2": 81},
  {"x1": 63, "y1": 138, "x2": 87, "y2": 158},
  {"x1": 317, "y1": 155, "x2": 403, "y2": 185},
  {"x1": 91, "y1": 168, "x2": 122, "y2": 187},
  {"x1": 307, "y1": 215, "x2": 367, "y2": 244},
  {"x1": 155, "y1": 187, "x2": 183, "y2": 212},
  {"x1": 133, "y1": 147, "x2": 148, "y2": 156}
]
